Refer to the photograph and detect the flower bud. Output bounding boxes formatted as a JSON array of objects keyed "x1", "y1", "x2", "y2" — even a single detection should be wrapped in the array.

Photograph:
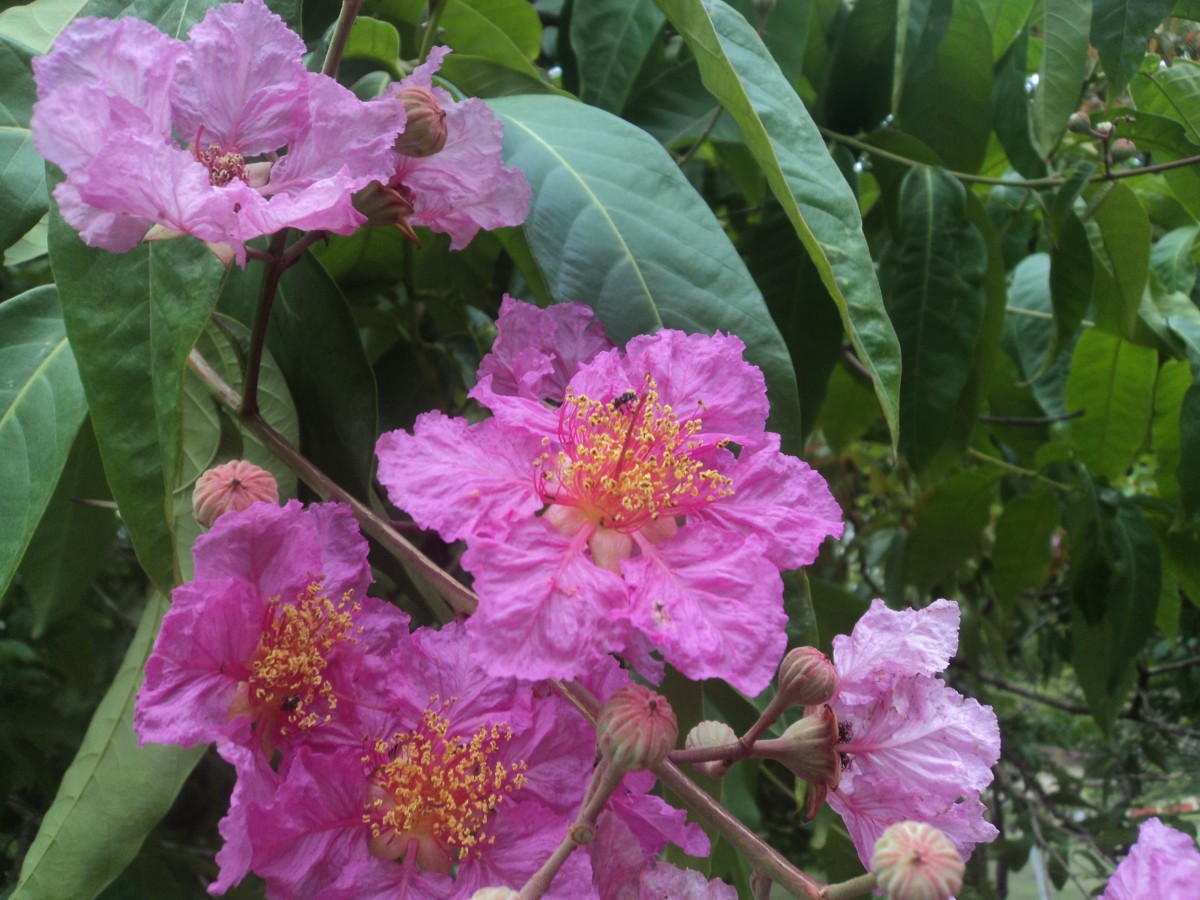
[
  {"x1": 193, "y1": 460, "x2": 279, "y2": 527},
  {"x1": 1066, "y1": 111, "x2": 1091, "y2": 134},
  {"x1": 684, "y1": 720, "x2": 738, "y2": 779},
  {"x1": 777, "y1": 646, "x2": 839, "y2": 708},
  {"x1": 353, "y1": 181, "x2": 420, "y2": 243},
  {"x1": 1093, "y1": 120, "x2": 1115, "y2": 137},
  {"x1": 596, "y1": 685, "x2": 677, "y2": 771},
  {"x1": 754, "y1": 705, "x2": 841, "y2": 818},
  {"x1": 871, "y1": 821, "x2": 964, "y2": 900},
  {"x1": 393, "y1": 86, "x2": 448, "y2": 158},
  {"x1": 1109, "y1": 138, "x2": 1137, "y2": 162}
]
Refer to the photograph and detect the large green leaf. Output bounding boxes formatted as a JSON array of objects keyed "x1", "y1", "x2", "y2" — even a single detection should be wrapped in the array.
[
  {"x1": 1181, "y1": 383, "x2": 1200, "y2": 520},
  {"x1": 17, "y1": 419, "x2": 116, "y2": 637},
  {"x1": 992, "y1": 19, "x2": 1047, "y2": 178},
  {"x1": 991, "y1": 486, "x2": 1059, "y2": 612},
  {"x1": 439, "y1": 0, "x2": 542, "y2": 78},
  {"x1": 880, "y1": 165, "x2": 988, "y2": 470},
  {"x1": 1152, "y1": 357, "x2": 1190, "y2": 503},
  {"x1": 1090, "y1": 0, "x2": 1175, "y2": 96},
  {"x1": 1007, "y1": 252, "x2": 1075, "y2": 418},
  {"x1": 654, "y1": 0, "x2": 902, "y2": 446},
  {"x1": 1065, "y1": 330, "x2": 1157, "y2": 481},
  {"x1": 1031, "y1": 0, "x2": 1091, "y2": 157},
  {"x1": 896, "y1": 0, "x2": 992, "y2": 173},
  {"x1": 0, "y1": 0, "x2": 85, "y2": 52},
  {"x1": 817, "y1": 0, "x2": 894, "y2": 136},
  {"x1": 570, "y1": 0, "x2": 663, "y2": 114},
  {"x1": 49, "y1": 207, "x2": 227, "y2": 593},
  {"x1": 1121, "y1": 110, "x2": 1200, "y2": 222},
  {"x1": 0, "y1": 285, "x2": 87, "y2": 601},
  {"x1": 1127, "y1": 50, "x2": 1200, "y2": 146},
  {"x1": 1084, "y1": 182, "x2": 1150, "y2": 340},
  {"x1": 218, "y1": 253, "x2": 377, "y2": 500},
  {"x1": 0, "y1": 37, "x2": 48, "y2": 255},
  {"x1": 905, "y1": 467, "x2": 1002, "y2": 593},
  {"x1": 1149, "y1": 225, "x2": 1199, "y2": 294},
  {"x1": 1047, "y1": 209, "x2": 1093, "y2": 367},
  {"x1": 488, "y1": 93, "x2": 804, "y2": 448},
  {"x1": 12, "y1": 592, "x2": 205, "y2": 900},
  {"x1": 624, "y1": 59, "x2": 744, "y2": 148}
]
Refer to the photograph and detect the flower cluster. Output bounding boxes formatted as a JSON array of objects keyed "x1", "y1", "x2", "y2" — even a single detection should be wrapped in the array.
[
  {"x1": 376, "y1": 297, "x2": 844, "y2": 695},
  {"x1": 31, "y1": 0, "x2": 528, "y2": 264},
  {"x1": 135, "y1": 500, "x2": 712, "y2": 897}
]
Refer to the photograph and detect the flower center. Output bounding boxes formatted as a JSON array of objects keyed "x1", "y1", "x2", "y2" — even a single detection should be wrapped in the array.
[
  {"x1": 536, "y1": 376, "x2": 733, "y2": 533},
  {"x1": 193, "y1": 127, "x2": 248, "y2": 187},
  {"x1": 363, "y1": 700, "x2": 527, "y2": 873},
  {"x1": 228, "y1": 578, "x2": 360, "y2": 754}
]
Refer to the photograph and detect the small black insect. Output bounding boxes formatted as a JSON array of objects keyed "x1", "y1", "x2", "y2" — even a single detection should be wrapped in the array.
[
  {"x1": 612, "y1": 390, "x2": 637, "y2": 411},
  {"x1": 281, "y1": 695, "x2": 303, "y2": 712}
]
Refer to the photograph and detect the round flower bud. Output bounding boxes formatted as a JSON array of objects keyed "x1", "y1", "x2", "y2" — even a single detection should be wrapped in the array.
[
  {"x1": 1093, "y1": 120, "x2": 1115, "y2": 137},
  {"x1": 596, "y1": 685, "x2": 677, "y2": 772},
  {"x1": 1066, "y1": 111, "x2": 1092, "y2": 134},
  {"x1": 684, "y1": 720, "x2": 738, "y2": 779},
  {"x1": 394, "y1": 86, "x2": 448, "y2": 158},
  {"x1": 193, "y1": 460, "x2": 279, "y2": 527},
  {"x1": 1109, "y1": 138, "x2": 1138, "y2": 162},
  {"x1": 777, "y1": 646, "x2": 839, "y2": 708},
  {"x1": 871, "y1": 821, "x2": 965, "y2": 900}
]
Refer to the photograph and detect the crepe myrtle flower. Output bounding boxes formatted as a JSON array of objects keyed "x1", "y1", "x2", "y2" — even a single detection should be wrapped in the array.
[
  {"x1": 135, "y1": 500, "x2": 408, "y2": 759},
  {"x1": 361, "y1": 46, "x2": 531, "y2": 249},
  {"x1": 1101, "y1": 817, "x2": 1200, "y2": 900},
  {"x1": 825, "y1": 600, "x2": 1001, "y2": 869},
  {"x1": 31, "y1": 0, "x2": 405, "y2": 264},
  {"x1": 376, "y1": 298, "x2": 843, "y2": 694}
]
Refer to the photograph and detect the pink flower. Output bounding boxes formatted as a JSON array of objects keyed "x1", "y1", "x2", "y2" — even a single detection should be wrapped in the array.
[
  {"x1": 243, "y1": 622, "x2": 595, "y2": 898},
  {"x1": 1101, "y1": 818, "x2": 1200, "y2": 899},
  {"x1": 826, "y1": 600, "x2": 1001, "y2": 868},
  {"x1": 379, "y1": 47, "x2": 531, "y2": 248},
  {"x1": 32, "y1": 0, "x2": 404, "y2": 264},
  {"x1": 376, "y1": 298, "x2": 843, "y2": 694},
  {"x1": 134, "y1": 500, "x2": 407, "y2": 758}
]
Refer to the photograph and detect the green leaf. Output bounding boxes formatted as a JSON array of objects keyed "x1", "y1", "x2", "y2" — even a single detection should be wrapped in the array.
[
  {"x1": 343, "y1": 15, "x2": 400, "y2": 69},
  {"x1": 0, "y1": 38, "x2": 48, "y2": 255},
  {"x1": 654, "y1": 0, "x2": 902, "y2": 446},
  {"x1": 0, "y1": 285, "x2": 87, "y2": 601},
  {"x1": 1065, "y1": 330, "x2": 1158, "y2": 480},
  {"x1": 979, "y1": 0, "x2": 1036, "y2": 60},
  {"x1": 17, "y1": 419, "x2": 116, "y2": 637},
  {"x1": 1181, "y1": 382, "x2": 1200, "y2": 520},
  {"x1": 13, "y1": 592, "x2": 205, "y2": 900},
  {"x1": 1070, "y1": 494, "x2": 1161, "y2": 732},
  {"x1": 440, "y1": 0, "x2": 542, "y2": 77},
  {"x1": 1128, "y1": 57, "x2": 1200, "y2": 146},
  {"x1": 1031, "y1": 0, "x2": 1091, "y2": 157},
  {"x1": 570, "y1": 0, "x2": 663, "y2": 114},
  {"x1": 1084, "y1": 182, "x2": 1151, "y2": 340},
  {"x1": 817, "y1": 0, "x2": 894, "y2": 137},
  {"x1": 489, "y1": 93, "x2": 803, "y2": 449},
  {"x1": 1150, "y1": 225, "x2": 1199, "y2": 294},
  {"x1": 1152, "y1": 357, "x2": 1191, "y2": 502},
  {"x1": 905, "y1": 467, "x2": 1002, "y2": 594},
  {"x1": 1091, "y1": 0, "x2": 1175, "y2": 95},
  {"x1": 218, "y1": 253, "x2": 377, "y2": 500},
  {"x1": 891, "y1": 0, "x2": 953, "y2": 113},
  {"x1": 992, "y1": 20, "x2": 1047, "y2": 178},
  {"x1": 624, "y1": 59, "x2": 743, "y2": 148},
  {"x1": 49, "y1": 205, "x2": 227, "y2": 593},
  {"x1": 1007, "y1": 252, "x2": 1076, "y2": 418},
  {"x1": 1121, "y1": 110, "x2": 1200, "y2": 222},
  {"x1": 439, "y1": 53, "x2": 570, "y2": 98},
  {"x1": 0, "y1": 0, "x2": 85, "y2": 53},
  {"x1": 991, "y1": 486, "x2": 1059, "y2": 611},
  {"x1": 1047, "y1": 209, "x2": 1093, "y2": 367},
  {"x1": 896, "y1": 0, "x2": 992, "y2": 173},
  {"x1": 879, "y1": 165, "x2": 988, "y2": 470}
]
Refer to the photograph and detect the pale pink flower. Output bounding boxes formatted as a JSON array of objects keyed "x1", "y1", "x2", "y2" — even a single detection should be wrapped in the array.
[
  {"x1": 376, "y1": 298, "x2": 843, "y2": 693},
  {"x1": 379, "y1": 47, "x2": 531, "y2": 248},
  {"x1": 32, "y1": 0, "x2": 404, "y2": 264},
  {"x1": 1101, "y1": 817, "x2": 1200, "y2": 899},
  {"x1": 827, "y1": 600, "x2": 1000, "y2": 867}
]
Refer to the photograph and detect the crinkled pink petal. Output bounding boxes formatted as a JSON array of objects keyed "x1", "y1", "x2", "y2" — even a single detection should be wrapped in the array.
[
  {"x1": 637, "y1": 863, "x2": 738, "y2": 899},
  {"x1": 33, "y1": 81, "x2": 169, "y2": 174},
  {"x1": 401, "y1": 45, "x2": 453, "y2": 90},
  {"x1": 1102, "y1": 818, "x2": 1200, "y2": 900},
  {"x1": 829, "y1": 775, "x2": 998, "y2": 867},
  {"x1": 592, "y1": 809, "x2": 650, "y2": 899},
  {"x1": 171, "y1": 0, "x2": 308, "y2": 155},
  {"x1": 832, "y1": 599, "x2": 962, "y2": 706},
  {"x1": 455, "y1": 802, "x2": 582, "y2": 897},
  {"x1": 607, "y1": 783, "x2": 710, "y2": 859},
  {"x1": 32, "y1": 16, "x2": 182, "y2": 154},
  {"x1": 75, "y1": 132, "x2": 254, "y2": 257},
  {"x1": 462, "y1": 517, "x2": 631, "y2": 681},
  {"x1": 376, "y1": 413, "x2": 542, "y2": 542},
  {"x1": 840, "y1": 676, "x2": 1000, "y2": 799},
  {"x1": 211, "y1": 743, "x2": 279, "y2": 894},
  {"x1": 698, "y1": 433, "x2": 843, "y2": 569},
  {"x1": 622, "y1": 524, "x2": 785, "y2": 695},
  {"x1": 474, "y1": 297, "x2": 613, "y2": 406},
  {"x1": 51, "y1": 179, "x2": 156, "y2": 253}
]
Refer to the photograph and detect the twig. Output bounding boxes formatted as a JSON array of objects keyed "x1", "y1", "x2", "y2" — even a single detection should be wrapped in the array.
[
  {"x1": 978, "y1": 409, "x2": 1085, "y2": 426},
  {"x1": 322, "y1": 0, "x2": 365, "y2": 77}
]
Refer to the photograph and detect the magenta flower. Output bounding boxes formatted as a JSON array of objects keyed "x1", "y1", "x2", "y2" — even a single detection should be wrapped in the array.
[
  {"x1": 826, "y1": 600, "x2": 1001, "y2": 868},
  {"x1": 134, "y1": 500, "x2": 406, "y2": 758},
  {"x1": 1101, "y1": 817, "x2": 1200, "y2": 899},
  {"x1": 376, "y1": 298, "x2": 843, "y2": 693},
  {"x1": 378, "y1": 47, "x2": 531, "y2": 248},
  {"x1": 32, "y1": 0, "x2": 404, "y2": 264}
]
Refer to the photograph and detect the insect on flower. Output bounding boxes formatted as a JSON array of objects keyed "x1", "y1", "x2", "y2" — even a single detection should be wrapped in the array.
[{"x1": 612, "y1": 390, "x2": 638, "y2": 411}]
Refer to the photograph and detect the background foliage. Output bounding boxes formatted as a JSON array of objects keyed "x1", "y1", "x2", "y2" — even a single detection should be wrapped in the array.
[{"x1": 1, "y1": 0, "x2": 1198, "y2": 896}]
